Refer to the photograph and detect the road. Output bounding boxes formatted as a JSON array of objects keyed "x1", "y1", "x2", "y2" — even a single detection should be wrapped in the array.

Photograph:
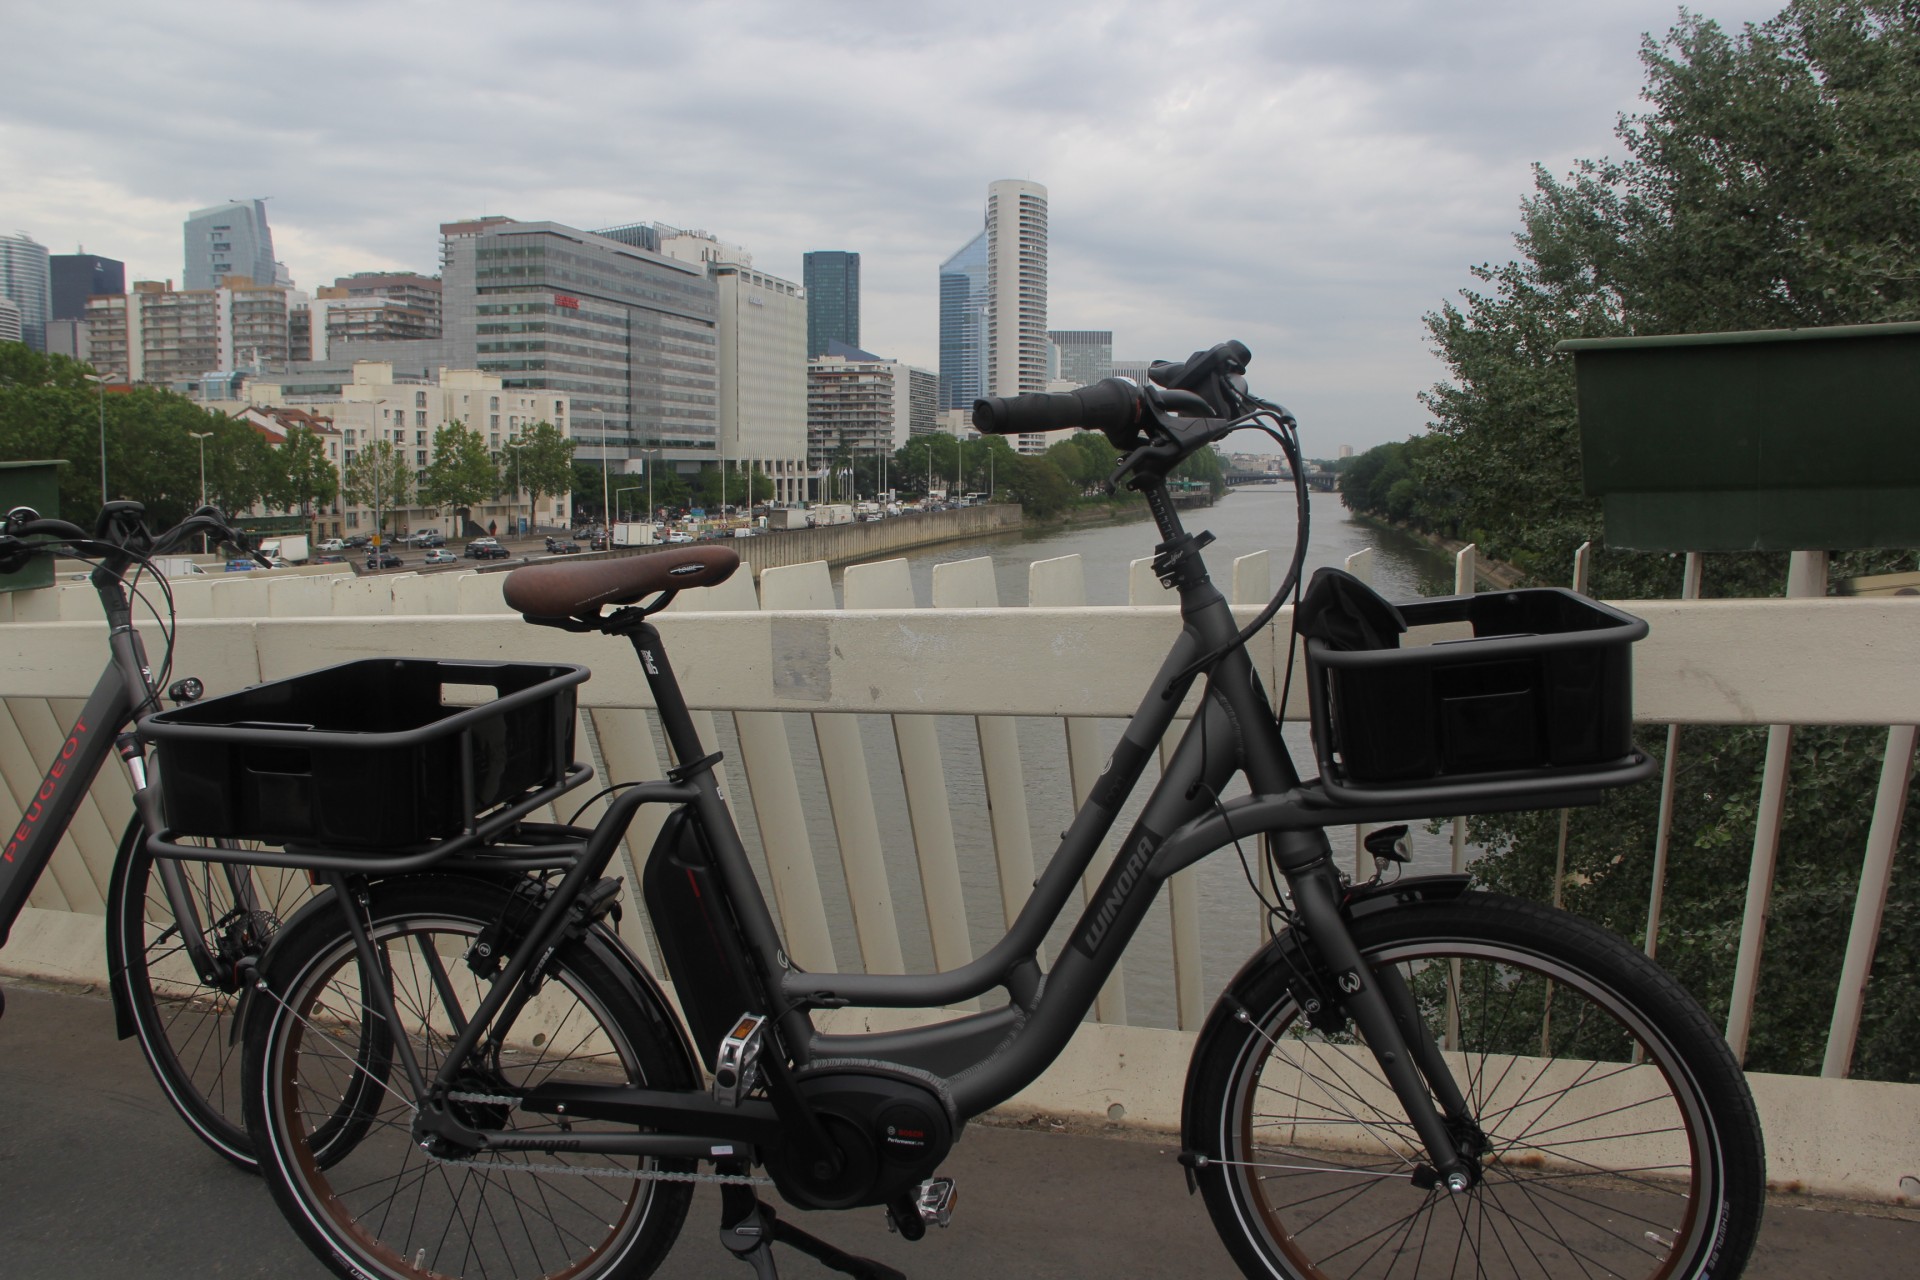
[{"x1": 3, "y1": 981, "x2": 1916, "y2": 1279}]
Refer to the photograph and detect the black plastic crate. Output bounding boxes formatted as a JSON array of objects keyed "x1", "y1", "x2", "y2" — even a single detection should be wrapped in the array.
[
  {"x1": 143, "y1": 659, "x2": 586, "y2": 848},
  {"x1": 1305, "y1": 589, "x2": 1647, "y2": 804}
]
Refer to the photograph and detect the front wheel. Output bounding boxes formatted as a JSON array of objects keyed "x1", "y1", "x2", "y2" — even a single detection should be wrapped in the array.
[
  {"x1": 1186, "y1": 892, "x2": 1764, "y2": 1279},
  {"x1": 108, "y1": 818, "x2": 325, "y2": 1170}
]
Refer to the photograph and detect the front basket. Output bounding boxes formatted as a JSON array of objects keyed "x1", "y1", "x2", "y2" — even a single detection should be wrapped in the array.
[{"x1": 1306, "y1": 589, "x2": 1652, "y2": 808}]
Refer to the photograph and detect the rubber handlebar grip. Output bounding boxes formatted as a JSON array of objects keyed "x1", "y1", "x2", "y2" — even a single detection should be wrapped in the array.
[{"x1": 971, "y1": 378, "x2": 1139, "y2": 436}]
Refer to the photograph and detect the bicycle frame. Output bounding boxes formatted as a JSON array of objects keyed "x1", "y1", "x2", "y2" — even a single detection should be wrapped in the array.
[
  {"x1": 0, "y1": 577, "x2": 152, "y2": 946},
  {"x1": 289, "y1": 471, "x2": 1503, "y2": 1190}
]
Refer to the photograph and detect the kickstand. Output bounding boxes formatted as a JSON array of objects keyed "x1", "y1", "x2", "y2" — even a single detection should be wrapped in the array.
[{"x1": 719, "y1": 1179, "x2": 905, "y2": 1280}]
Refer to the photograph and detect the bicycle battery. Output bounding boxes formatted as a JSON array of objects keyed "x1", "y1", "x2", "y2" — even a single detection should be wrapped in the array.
[{"x1": 641, "y1": 807, "x2": 764, "y2": 1063}]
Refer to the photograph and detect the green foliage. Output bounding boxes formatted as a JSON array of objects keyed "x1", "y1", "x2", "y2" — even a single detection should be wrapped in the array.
[
  {"x1": 0, "y1": 344, "x2": 273, "y2": 531},
  {"x1": 275, "y1": 428, "x2": 341, "y2": 524},
  {"x1": 419, "y1": 421, "x2": 498, "y2": 514},
  {"x1": 1173, "y1": 442, "x2": 1228, "y2": 499},
  {"x1": 693, "y1": 462, "x2": 773, "y2": 510},
  {"x1": 1046, "y1": 432, "x2": 1117, "y2": 492},
  {"x1": 506, "y1": 422, "x2": 575, "y2": 511},
  {"x1": 342, "y1": 440, "x2": 412, "y2": 537},
  {"x1": 1419, "y1": 0, "x2": 1920, "y2": 1079},
  {"x1": 1001, "y1": 454, "x2": 1076, "y2": 517}
]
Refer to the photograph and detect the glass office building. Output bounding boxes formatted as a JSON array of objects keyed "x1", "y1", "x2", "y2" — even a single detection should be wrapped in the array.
[
  {"x1": 437, "y1": 219, "x2": 719, "y2": 465},
  {"x1": 0, "y1": 233, "x2": 51, "y2": 352},
  {"x1": 1048, "y1": 330, "x2": 1113, "y2": 387},
  {"x1": 803, "y1": 251, "x2": 860, "y2": 359},
  {"x1": 937, "y1": 229, "x2": 988, "y2": 410},
  {"x1": 184, "y1": 199, "x2": 281, "y2": 289}
]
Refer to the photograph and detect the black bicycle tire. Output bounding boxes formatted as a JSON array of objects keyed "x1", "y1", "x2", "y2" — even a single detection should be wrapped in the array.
[
  {"x1": 1187, "y1": 892, "x2": 1765, "y2": 1280},
  {"x1": 108, "y1": 817, "x2": 267, "y2": 1170},
  {"x1": 110, "y1": 820, "x2": 387, "y2": 1172},
  {"x1": 242, "y1": 873, "x2": 696, "y2": 1280}
]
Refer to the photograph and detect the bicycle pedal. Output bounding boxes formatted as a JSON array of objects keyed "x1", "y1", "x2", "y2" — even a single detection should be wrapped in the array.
[
  {"x1": 713, "y1": 1013, "x2": 766, "y2": 1107},
  {"x1": 914, "y1": 1176, "x2": 956, "y2": 1228}
]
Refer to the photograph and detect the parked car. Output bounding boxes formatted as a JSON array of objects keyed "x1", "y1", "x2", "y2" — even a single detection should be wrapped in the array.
[
  {"x1": 224, "y1": 558, "x2": 256, "y2": 572},
  {"x1": 365, "y1": 550, "x2": 403, "y2": 570},
  {"x1": 422, "y1": 549, "x2": 459, "y2": 566},
  {"x1": 544, "y1": 536, "x2": 582, "y2": 555},
  {"x1": 317, "y1": 538, "x2": 346, "y2": 552},
  {"x1": 664, "y1": 531, "x2": 694, "y2": 544},
  {"x1": 464, "y1": 538, "x2": 510, "y2": 560},
  {"x1": 345, "y1": 533, "x2": 372, "y2": 548},
  {"x1": 572, "y1": 524, "x2": 604, "y2": 541},
  {"x1": 406, "y1": 530, "x2": 446, "y2": 547}
]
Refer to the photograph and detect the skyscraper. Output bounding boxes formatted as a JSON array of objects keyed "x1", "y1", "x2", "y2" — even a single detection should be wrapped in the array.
[
  {"x1": 50, "y1": 253, "x2": 125, "y2": 320},
  {"x1": 803, "y1": 251, "x2": 860, "y2": 358},
  {"x1": 985, "y1": 179, "x2": 1048, "y2": 398},
  {"x1": 184, "y1": 199, "x2": 283, "y2": 289},
  {"x1": 0, "y1": 232, "x2": 52, "y2": 351},
  {"x1": 1048, "y1": 330, "x2": 1113, "y2": 387},
  {"x1": 937, "y1": 229, "x2": 988, "y2": 410}
]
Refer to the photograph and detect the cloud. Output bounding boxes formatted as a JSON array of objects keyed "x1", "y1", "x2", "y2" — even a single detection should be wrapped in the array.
[{"x1": 1, "y1": 0, "x2": 1787, "y2": 451}]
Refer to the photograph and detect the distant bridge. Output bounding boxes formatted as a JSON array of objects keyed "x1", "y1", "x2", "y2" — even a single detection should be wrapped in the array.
[{"x1": 1225, "y1": 468, "x2": 1334, "y2": 492}]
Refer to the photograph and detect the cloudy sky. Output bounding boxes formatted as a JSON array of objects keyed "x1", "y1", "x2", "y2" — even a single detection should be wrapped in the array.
[{"x1": 4, "y1": 0, "x2": 1787, "y2": 453}]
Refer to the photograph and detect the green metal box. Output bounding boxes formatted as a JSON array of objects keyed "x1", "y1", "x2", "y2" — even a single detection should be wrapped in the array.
[
  {"x1": 0, "y1": 461, "x2": 66, "y2": 594},
  {"x1": 1558, "y1": 322, "x2": 1920, "y2": 551}
]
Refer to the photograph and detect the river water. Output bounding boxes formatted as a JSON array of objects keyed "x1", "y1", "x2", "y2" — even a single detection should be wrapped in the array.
[{"x1": 697, "y1": 488, "x2": 1467, "y2": 1029}]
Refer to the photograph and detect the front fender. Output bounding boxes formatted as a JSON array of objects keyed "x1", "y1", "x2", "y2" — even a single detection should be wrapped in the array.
[{"x1": 1178, "y1": 873, "x2": 1470, "y2": 1154}]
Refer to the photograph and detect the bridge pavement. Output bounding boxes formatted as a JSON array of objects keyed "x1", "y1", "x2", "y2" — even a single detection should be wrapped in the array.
[{"x1": 2, "y1": 980, "x2": 1915, "y2": 1279}]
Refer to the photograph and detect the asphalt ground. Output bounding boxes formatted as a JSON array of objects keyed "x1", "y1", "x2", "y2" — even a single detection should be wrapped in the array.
[{"x1": 2, "y1": 980, "x2": 1916, "y2": 1279}]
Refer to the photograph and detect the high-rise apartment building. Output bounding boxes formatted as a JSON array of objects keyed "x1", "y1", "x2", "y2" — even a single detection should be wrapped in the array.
[
  {"x1": 296, "y1": 275, "x2": 444, "y2": 361},
  {"x1": 1048, "y1": 330, "x2": 1112, "y2": 387},
  {"x1": 51, "y1": 253, "x2": 125, "y2": 321},
  {"x1": 808, "y1": 343, "x2": 936, "y2": 481},
  {"x1": 985, "y1": 180, "x2": 1048, "y2": 399},
  {"x1": 83, "y1": 278, "x2": 291, "y2": 384},
  {"x1": 937, "y1": 229, "x2": 988, "y2": 410},
  {"x1": 184, "y1": 199, "x2": 286, "y2": 290},
  {"x1": 0, "y1": 233, "x2": 51, "y2": 351},
  {"x1": 802, "y1": 251, "x2": 859, "y2": 359}
]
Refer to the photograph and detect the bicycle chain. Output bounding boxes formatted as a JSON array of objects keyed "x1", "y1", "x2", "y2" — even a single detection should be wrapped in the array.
[{"x1": 442, "y1": 1090, "x2": 772, "y2": 1186}]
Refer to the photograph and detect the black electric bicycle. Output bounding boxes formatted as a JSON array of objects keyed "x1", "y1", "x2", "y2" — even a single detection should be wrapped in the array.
[
  {"x1": 143, "y1": 341, "x2": 1761, "y2": 1279},
  {"x1": 0, "y1": 502, "x2": 337, "y2": 1170}
]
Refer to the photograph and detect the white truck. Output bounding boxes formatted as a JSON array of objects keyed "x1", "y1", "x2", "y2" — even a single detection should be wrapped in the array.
[
  {"x1": 612, "y1": 522, "x2": 657, "y2": 547},
  {"x1": 767, "y1": 508, "x2": 811, "y2": 531},
  {"x1": 151, "y1": 556, "x2": 209, "y2": 578},
  {"x1": 816, "y1": 504, "x2": 855, "y2": 527},
  {"x1": 257, "y1": 535, "x2": 310, "y2": 565}
]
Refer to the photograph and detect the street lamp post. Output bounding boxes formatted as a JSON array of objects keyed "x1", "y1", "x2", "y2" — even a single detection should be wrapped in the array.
[
  {"x1": 188, "y1": 431, "x2": 213, "y2": 552},
  {"x1": 86, "y1": 374, "x2": 109, "y2": 505},
  {"x1": 506, "y1": 438, "x2": 527, "y2": 537}
]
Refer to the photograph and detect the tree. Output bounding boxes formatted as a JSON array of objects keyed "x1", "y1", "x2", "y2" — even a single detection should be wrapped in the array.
[
  {"x1": 506, "y1": 421, "x2": 574, "y2": 524},
  {"x1": 694, "y1": 462, "x2": 773, "y2": 510},
  {"x1": 1000, "y1": 454, "x2": 1076, "y2": 517},
  {"x1": 1047, "y1": 432, "x2": 1116, "y2": 493},
  {"x1": 1420, "y1": 0, "x2": 1920, "y2": 1080},
  {"x1": 418, "y1": 421, "x2": 498, "y2": 518},
  {"x1": 276, "y1": 427, "x2": 340, "y2": 532},
  {"x1": 342, "y1": 440, "x2": 412, "y2": 541}
]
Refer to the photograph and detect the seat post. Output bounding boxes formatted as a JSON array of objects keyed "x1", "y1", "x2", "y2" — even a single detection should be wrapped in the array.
[{"x1": 623, "y1": 619, "x2": 707, "y2": 765}]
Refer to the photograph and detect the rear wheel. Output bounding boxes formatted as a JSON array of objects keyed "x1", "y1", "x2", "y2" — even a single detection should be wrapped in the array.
[
  {"x1": 244, "y1": 874, "x2": 695, "y2": 1280},
  {"x1": 1187, "y1": 893, "x2": 1764, "y2": 1279}
]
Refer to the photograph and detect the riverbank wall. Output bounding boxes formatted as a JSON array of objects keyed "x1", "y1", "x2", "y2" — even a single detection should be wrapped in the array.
[{"x1": 1350, "y1": 514, "x2": 1527, "y2": 590}]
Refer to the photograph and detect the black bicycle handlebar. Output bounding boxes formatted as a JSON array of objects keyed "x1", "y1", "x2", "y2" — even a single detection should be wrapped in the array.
[{"x1": 971, "y1": 377, "x2": 1143, "y2": 439}]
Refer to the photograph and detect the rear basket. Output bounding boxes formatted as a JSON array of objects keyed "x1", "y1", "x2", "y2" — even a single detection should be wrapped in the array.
[
  {"x1": 1306, "y1": 589, "x2": 1649, "y2": 807},
  {"x1": 143, "y1": 659, "x2": 585, "y2": 848}
]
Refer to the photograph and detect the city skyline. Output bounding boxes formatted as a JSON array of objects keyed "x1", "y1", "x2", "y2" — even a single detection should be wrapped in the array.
[{"x1": 3, "y1": 1, "x2": 1790, "y2": 452}]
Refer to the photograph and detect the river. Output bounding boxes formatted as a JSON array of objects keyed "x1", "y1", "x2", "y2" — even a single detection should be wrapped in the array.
[{"x1": 695, "y1": 488, "x2": 1469, "y2": 1029}]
